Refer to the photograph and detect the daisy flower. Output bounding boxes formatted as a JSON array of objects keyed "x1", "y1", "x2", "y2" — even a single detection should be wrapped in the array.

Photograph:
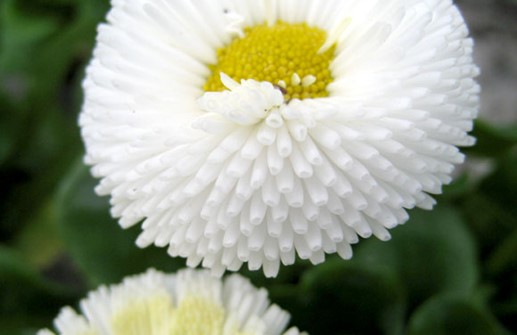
[
  {"x1": 38, "y1": 269, "x2": 305, "y2": 335},
  {"x1": 81, "y1": 0, "x2": 480, "y2": 277}
]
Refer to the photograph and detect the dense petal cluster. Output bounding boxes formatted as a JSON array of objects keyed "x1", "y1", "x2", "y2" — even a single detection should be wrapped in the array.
[
  {"x1": 38, "y1": 269, "x2": 305, "y2": 335},
  {"x1": 81, "y1": 0, "x2": 479, "y2": 277}
]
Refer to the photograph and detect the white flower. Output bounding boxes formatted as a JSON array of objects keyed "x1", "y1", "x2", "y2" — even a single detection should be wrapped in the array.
[
  {"x1": 38, "y1": 269, "x2": 305, "y2": 335},
  {"x1": 81, "y1": 0, "x2": 480, "y2": 277}
]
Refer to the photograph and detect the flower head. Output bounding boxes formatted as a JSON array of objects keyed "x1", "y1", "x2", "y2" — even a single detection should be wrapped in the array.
[
  {"x1": 38, "y1": 269, "x2": 305, "y2": 335},
  {"x1": 81, "y1": 0, "x2": 480, "y2": 277}
]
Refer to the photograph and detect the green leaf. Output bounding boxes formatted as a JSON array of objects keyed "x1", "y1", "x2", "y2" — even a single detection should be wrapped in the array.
[
  {"x1": 0, "y1": 91, "x2": 17, "y2": 165},
  {"x1": 354, "y1": 206, "x2": 478, "y2": 310},
  {"x1": 0, "y1": 0, "x2": 107, "y2": 242},
  {"x1": 461, "y1": 151, "x2": 517, "y2": 254},
  {"x1": 439, "y1": 173, "x2": 471, "y2": 200},
  {"x1": 461, "y1": 192, "x2": 515, "y2": 252},
  {"x1": 494, "y1": 298, "x2": 517, "y2": 332},
  {"x1": 0, "y1": 0, "x2": 61, "y2": 73},
  {"x1": 0, "y1": 245, "x2": 52, "y2": 290},
  {"x1": 56, "y1": 159, "x2": 187, "y2": 286},
  {"x1": 0, "y1": 245, "x2": 75, "y2": 332},
  {"x1": 407, "y1": 293, "x2": 510, "y2": 335},
  {"x1": 12, "y1": 198, "x2": 63, "y2": 267},
  {"x1": 487, "y1": 229, "x2": 517, "y2": 277},
  {"x1": 465, "y1": 120, "x2": 517, "y2": 158},
  {"x1": 477, "y1": 152, "x2": 517, "y2": 215},
  {"x1": 0, "y1": 326, "x2": 38, "y2": 335},
  {"x1": 297, "y1": 258, "x2": 406, "y2": 335}
]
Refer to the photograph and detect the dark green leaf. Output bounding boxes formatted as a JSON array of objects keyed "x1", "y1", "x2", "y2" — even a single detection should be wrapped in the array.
[
  {"x1": 439, "y1": 173, "x2": 471, "y2": 200},
  {"x1": 0, "y1": 245, "x2": 75, "y2": 332},
  {"x1": 461, "y1": 192, "x2": 515, "y2": 252},
  {"x1": 0, "y1": 0, "x2": 61, "y2": 73},
  {"x1": 0, "y1": 246, "x2": 52, "y2": 290},
  {"x1": 494, "y1": 298, "x2": 517, "y2": 332},
  {"x1": 0, "y1": 325, "x2": 39, "y2": 335},
  {"x1": 460, "y1": 151, "x2": 517, "y2": 254},
  {"x1": 0, "y1": 0, "x2": 108, "y2": 242},
  {"x1": 11, "y1": 199, "x2": 63, "y2": 267},
  {"x1": 354, "y1": 206, "x2": 478, "y2": 310},
  {"x1": 297, "y1": 258, "x2": 406, "y2": 335},
  {"x1": 0, "y1": 91, "x2": 18, "y2": 165},
  {"x1": 465, "y1": 120, "x2": 517, "y2": 158},
  {"x1": 408, "y1": 293, "x2": 510, "y2": 335},
  {"x1": 487, "y1": 229, "x2": 517, "y2": 277},
  {"x1": 56, "y1": 159, "x2": 187, "y2": 286},
  {"x1": 477, "y1": 151, "x2": 517, "y2": 215}
]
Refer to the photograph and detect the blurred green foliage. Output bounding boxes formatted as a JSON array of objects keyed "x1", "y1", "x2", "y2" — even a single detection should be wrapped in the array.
[{"x1": 0, "y1": 0, "x2": 516, "y2": 334}]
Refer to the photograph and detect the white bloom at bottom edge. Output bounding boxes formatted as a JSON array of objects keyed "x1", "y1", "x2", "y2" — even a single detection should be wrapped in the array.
[
  {"x1": 80, "y1": 0, "x2": 480, "y2": 277},
  {"x1": 38, "y1": 268, "x2": 306, "y2": 335}
]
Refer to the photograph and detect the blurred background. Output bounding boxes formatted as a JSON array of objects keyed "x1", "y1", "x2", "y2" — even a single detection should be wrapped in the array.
[{"x1": 0, "y1": 0, "x2": 516, "y2": 334}]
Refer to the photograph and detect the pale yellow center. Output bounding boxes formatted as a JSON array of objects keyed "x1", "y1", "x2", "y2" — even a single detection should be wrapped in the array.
[
  {"x1": 110, "y1": 294, "x2": 254, "y2": 335},
  {"x1": 76, "y1": 330, "x2": 98, "y2": 335},
  {"x1": 204, "y1": 21, "x2": 335, "y2": 100}
]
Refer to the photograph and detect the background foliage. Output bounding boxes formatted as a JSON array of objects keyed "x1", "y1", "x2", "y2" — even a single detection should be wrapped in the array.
[{"x1": 0, "y1": 0, "x2": 516, "y2": 334}]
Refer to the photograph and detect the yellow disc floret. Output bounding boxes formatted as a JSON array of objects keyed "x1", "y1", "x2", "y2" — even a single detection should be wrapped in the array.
[
  {"x1": 111, "y1": 294, "x2": 176, "y2": 335},
  {"x1": 110, "y1": 293, "x2": 255, "y2": 335},
  {"x1": 169, "y1": 296, "x2": 225, "y2": 335},
  {"x1": 204, "y1": 21, "x2": 336, "y2": 100}
]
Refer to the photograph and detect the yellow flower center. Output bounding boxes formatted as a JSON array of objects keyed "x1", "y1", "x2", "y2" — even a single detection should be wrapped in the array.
[
  {"x1": 204, "y1": 21, "x2": 336, "y2": 100},
  {"x1": 110, "y1": 293, "x2": 255, "y2": 335}
]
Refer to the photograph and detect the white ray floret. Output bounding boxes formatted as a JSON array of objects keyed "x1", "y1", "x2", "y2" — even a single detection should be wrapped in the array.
[{"x1": 81, "y1": 0, "x2": 480, "y2": 277}]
